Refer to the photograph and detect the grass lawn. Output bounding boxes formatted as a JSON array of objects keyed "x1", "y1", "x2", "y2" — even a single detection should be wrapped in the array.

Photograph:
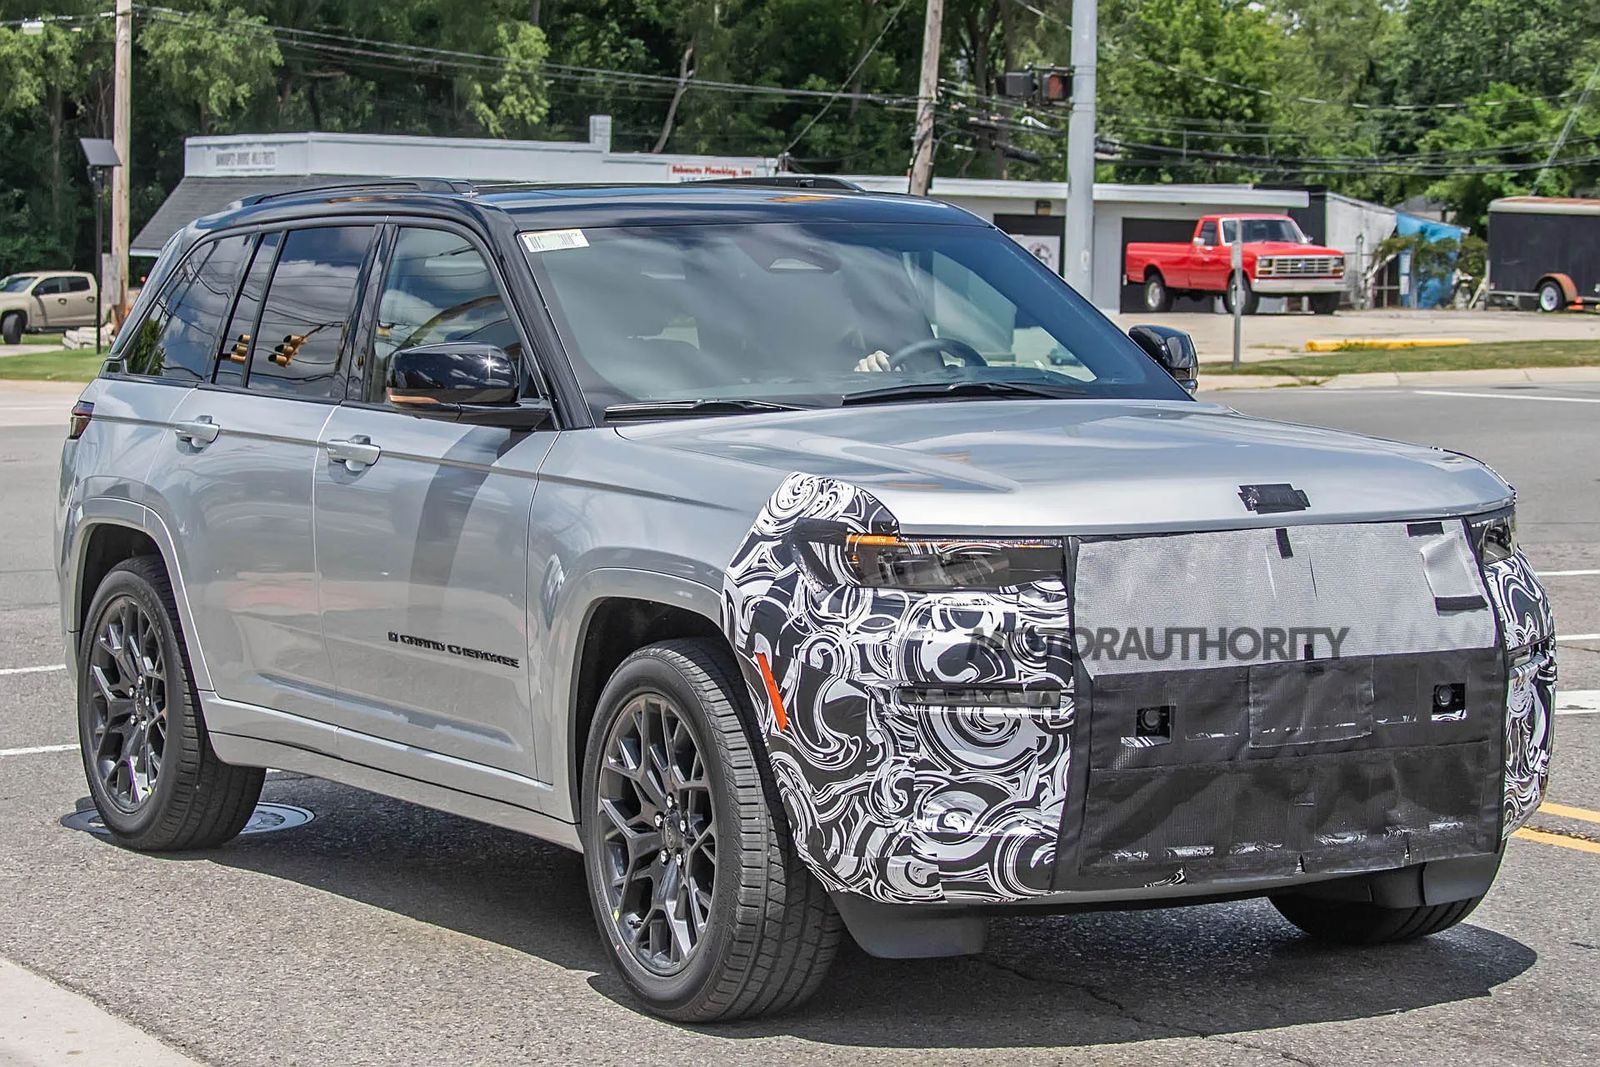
[
  {"x1": 0, "y1": 348, "x2": 105, "y2": 382},
  {"x1": 1207, "y1": 339, "x2": 1600, "y2": 379}
]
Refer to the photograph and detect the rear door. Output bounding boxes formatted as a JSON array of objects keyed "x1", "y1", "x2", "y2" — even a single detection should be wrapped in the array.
[
  {"x1": 149, "y1": 224, "x2": 377, "y2": 741},
  {"x1": 59, "y1": 276, "x2": 96, "y2": 325},
  {"x1": 312, "y1": 222, "x2": 555, "y2": 784}
]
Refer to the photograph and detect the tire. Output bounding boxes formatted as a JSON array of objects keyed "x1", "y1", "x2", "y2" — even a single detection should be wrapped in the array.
[
  {"x1": 1142, "y1": 272, "x2": 1172, "y2": 313},
  {"x1": 1, "y1": 312, "x2": 22, "y2": 346},
  {"x1": 1269, "y1": 891, "x2": 1484, "y2": 945},
  {"x1": 581, "y1": 639, "x2": 841, "y2": 1021},
  {"x1": 78, "y1": 556, "x2": 264, "y2": 850},
  {"x1": 1537, "y1": 279, "x2": 1566, "y2": 313},
  {"x1": 1225, "y1": 274, "x2": 1259, "y2": 315},
  {"x1": 1310, "y1": 293, "x2": 1339, "y2": 315}
]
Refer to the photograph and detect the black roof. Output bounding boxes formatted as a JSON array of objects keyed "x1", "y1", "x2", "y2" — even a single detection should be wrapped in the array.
[
  {"x1": 151, "y1": 177, "x2": 984, "y2": 256},
  {"x1": 131, "y1": 175, "x2": 359, "y2": 256}
]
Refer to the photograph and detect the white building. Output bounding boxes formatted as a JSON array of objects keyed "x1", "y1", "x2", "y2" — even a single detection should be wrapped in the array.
[{"x1": 133, "y1": 116, "x2": 1309, "y2": 312}]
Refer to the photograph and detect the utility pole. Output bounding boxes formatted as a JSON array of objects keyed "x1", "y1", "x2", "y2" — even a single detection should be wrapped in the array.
[
  {"x1": 908, "y1": 0, "x2": 943, "y2": 196},
  {"x1": 1064, "y1": 0, "x2": 1097, "y2": 298},
  {"x1": 1535, "y1": 57, "x2": 1600, "y2": 192},
  {"x1": 109, "y1": 0, "x2": 132, "y2": 323}
]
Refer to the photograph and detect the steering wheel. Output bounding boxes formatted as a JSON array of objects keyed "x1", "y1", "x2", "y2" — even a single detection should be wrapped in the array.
[{"x1": 885, "y1": 336, "x2": 987, "y2": 372}]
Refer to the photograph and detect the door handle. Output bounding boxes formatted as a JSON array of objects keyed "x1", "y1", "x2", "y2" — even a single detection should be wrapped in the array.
[
  {"x1": 57, "y1": 297, "x2": 68, "y2": 304},
  {"x1": 173, "y1": 416, "x2": 220, "y2": 445},
  {"x1": 326, "y1": 435, "x2": 381, "y2": 472}
]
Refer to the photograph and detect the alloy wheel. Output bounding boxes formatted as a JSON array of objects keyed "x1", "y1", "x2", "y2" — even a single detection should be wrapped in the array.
[
  {"x1": 86, "y1": 597, "x2": 168, "y2": 812},
  {"x1": 595, "y1": 691, "x2": 717, "y2": 976}
]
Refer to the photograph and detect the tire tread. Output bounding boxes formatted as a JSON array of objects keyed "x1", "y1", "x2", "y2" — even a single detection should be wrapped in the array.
[
  {"x1": 585, "y1": 639, "x2": 840, "y2": 1021},
  {"x1": 82, "y1": 556, "x2": 264, "y2": 851}
]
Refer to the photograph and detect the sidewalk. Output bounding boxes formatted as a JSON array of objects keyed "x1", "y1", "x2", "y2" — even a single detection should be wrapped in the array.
[
  {"x1": 0, "y1": 958, "x2": 204, "y2": 1067},
  {"x1": 1199, "y1": 365, "x2": 1600, "y2": 393}
]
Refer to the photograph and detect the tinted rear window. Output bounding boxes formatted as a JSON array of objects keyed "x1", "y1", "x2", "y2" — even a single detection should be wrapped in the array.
[
  {"x1": 121, "y1": 235, "x2": 252, "y2": 383},
  {"x1": 245, "y1": 226, "x2": 371, "y2": 400}
]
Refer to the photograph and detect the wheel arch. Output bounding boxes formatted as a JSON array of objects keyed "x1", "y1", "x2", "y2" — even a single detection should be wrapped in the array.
[
  {"x1": 1537, "y1": 273, "x2": 1577, "y2": 308},
  {"x1": 68, "y1": 500, "x2": 212, "y2": 691},
  {"x1": 561, "y1": 574, "x2": 737, "y2": 823}
]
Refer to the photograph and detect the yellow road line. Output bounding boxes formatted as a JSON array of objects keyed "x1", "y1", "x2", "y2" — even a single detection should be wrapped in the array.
[
  {"x1": 1538, "y1": 801, "x2": 1600, "y2": 825},
  {"x1": 1513, "y1": 827, "x2": 1600, "y2": 855}
]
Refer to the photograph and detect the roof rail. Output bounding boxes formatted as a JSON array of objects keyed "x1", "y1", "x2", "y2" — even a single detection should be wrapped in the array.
[
  {"x1": 237, "y1": 178, "x2": 478, "y2": 207},
  {"x1": 689, "y1": 175, "x2": 866, "y2": 192}
]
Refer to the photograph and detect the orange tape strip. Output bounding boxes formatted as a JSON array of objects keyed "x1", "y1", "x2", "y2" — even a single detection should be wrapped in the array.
[{"x1": 754, "y1": 652, "x2": 788, "y2": 732}]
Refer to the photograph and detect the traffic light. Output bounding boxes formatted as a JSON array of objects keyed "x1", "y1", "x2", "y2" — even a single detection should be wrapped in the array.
[{"x1": 1001, "y1": 67, "x2": 1071, "y2": 105}]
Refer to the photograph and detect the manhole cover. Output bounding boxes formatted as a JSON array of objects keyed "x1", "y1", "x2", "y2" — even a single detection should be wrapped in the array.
[{"x1": 62, "y1": 802, "x2": 314, "y2": 836}]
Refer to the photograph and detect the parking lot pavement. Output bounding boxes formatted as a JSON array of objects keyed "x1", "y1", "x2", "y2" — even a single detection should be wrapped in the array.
[
  {"x1": 2, "y1": 387, "x2": 1598, "y2": 1066},
  {"x1": 1111, "y1": 306, "x2": 1600, "y2": 363}
]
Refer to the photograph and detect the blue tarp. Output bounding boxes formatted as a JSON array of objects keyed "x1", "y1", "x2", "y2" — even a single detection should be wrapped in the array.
[{"x1": 1395, "y1": 213, "x2": 1469, "y2": 308}]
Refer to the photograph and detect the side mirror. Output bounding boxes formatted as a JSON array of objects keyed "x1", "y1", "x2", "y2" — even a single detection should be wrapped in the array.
[
  {"x1": 388, "y1": 342, "x2": 552, "y2": 429},
  {"x1": 1129, "y1": 325, "x2": 1198, "y2": 394},
  {"x1": 1193, "y1": 236, "x2": 1206, "y2": 247}
]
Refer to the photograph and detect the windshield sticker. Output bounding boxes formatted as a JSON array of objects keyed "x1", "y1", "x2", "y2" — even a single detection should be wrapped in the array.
[{"x1": 520, "y1": 229, "x2": 590, "y2": 254}]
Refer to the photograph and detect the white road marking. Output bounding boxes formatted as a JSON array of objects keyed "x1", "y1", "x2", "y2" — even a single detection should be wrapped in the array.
[
  {"x1": 0, "y1": 743, "x2": 75, "y2": 757},
  {"x1": 0, "y1": 663, "x2": 65, "y2": 676},
  {"x1": 1541, "y1": 569, "x2": 1600, "y2": 577},
  {"x1": 1411, "y1": 389, "x2": 1600, "y2": 404},
  {"x1": 1558, "y1": 634, "x2": 1600, "y2": 643},
  {"x1": 1556, "y1": 690, "x2": 1600, "y2": 716}
]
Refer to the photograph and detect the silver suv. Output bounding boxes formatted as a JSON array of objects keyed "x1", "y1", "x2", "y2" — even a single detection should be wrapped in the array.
[{"x1": 57, "y1": 179, "x2": 1556, "y2": 1021}]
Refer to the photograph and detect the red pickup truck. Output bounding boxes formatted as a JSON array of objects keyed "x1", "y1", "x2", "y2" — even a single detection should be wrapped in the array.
[{"x1": 1125, "y1": 214, "x2": 1347, "y2": 315}]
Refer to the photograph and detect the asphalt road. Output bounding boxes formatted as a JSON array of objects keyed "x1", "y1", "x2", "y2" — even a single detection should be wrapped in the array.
[{"x1": 1, "y1": 382, "x2": 1597, "y2": 1066}]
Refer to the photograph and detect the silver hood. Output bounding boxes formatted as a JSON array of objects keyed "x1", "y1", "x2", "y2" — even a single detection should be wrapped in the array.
[{"x1": 615, "y1": 398, "x2": 1512, "y2": 535}]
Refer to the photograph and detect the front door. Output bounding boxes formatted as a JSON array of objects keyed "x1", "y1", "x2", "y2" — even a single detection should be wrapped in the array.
[
  {"x1": 313, "y1": 224, "x2": 555, "y2": 782},
  {"x1": 33, "y1": 276, "x2": 78, "y2": 327}
]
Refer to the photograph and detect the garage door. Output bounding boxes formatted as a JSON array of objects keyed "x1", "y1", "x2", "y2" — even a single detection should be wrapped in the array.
[{"x1": 1120, "y1": 217, "x2": 1213, "y2": 313}]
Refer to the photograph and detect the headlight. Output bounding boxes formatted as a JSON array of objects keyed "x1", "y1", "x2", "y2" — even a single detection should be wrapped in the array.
[
  {"x1": 1469, "y1": 506, "x2": 1517, "y2": 565},
  {"x1": 797, "y1": 526, "x2": 1065, "y2": 590},
  {"x1": 1257, "y1": 258, "x2": 1275, "y2": 276}
]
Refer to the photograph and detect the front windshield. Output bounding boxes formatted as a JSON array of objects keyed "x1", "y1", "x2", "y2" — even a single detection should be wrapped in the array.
[
  {"x1": 1220, "y1": 218, "x2": 1308, "y2": 244},
  {"x1": 0, "y1": 274, "x2": 38, "y2": 294},
  {"x1": 520, "y1": 221, "x2": 1187, "y2": 417}
]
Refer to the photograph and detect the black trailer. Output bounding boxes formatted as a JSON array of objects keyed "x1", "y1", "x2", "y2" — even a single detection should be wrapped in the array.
[{"x1": 1487, "y1": 197, "x2": 1600, "y2": 312}]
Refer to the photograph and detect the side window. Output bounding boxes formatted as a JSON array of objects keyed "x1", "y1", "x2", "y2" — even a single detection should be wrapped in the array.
[
  {"x1": 366, "y1": 227, "x2": 521, "y2": 404},
  {"x1": 1220, "y1": 219, "x2": 1238, "y2": 245},
  {"x1": 35, "y1": 277, "x2": 66, "y2": 295},
  {"x1": 214, "y1": 232, "x2": 279, "y2": 389},
  {"x1": 246, "y1": 226, "x2": 372, "y2": 400},
  {"x1": 65, "y1": 277, "x2": 91, "y2": 293},
  {"x1": 1198, "y1": 221, "x2": 1218, "y2": 247},
  {"x1": 120, "y1": 235, "x2": 252, "y2": 382}
]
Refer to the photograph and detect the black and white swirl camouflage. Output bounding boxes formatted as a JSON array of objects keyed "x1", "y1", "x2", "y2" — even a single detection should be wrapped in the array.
[
  {"x1": 1483, "y1": 549, "x2": 1556, "y2": 836},
  {"x1": 722, "y1": 472, "x2": 1075, "y2": 903}
]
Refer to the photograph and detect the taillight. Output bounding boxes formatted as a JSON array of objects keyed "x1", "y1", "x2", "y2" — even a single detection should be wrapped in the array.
[{"x1": 68, "y1": 400, "x2": 94, "y2": 440}]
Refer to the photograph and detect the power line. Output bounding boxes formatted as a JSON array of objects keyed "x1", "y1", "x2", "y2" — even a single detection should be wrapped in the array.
[
  {"x1": 785, "y1": 0, "x2": 913, "y2": 155},
  {"x1": 133, "y1": 5, "x2": 921, "y2": 107}
]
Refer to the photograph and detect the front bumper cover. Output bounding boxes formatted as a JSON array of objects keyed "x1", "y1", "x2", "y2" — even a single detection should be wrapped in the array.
[
  {"x1": 722, "y1": 473, "x2": 1555, "y2": 905},
  {"x1": 1251, "y1": 276, "x2": 1346, "y2": 294}
]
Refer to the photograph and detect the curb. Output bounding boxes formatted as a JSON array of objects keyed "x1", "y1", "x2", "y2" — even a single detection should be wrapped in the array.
[
  {"x1": 1303, "y1": 337, "x2": 1473, "y2": 352},
  {"x1": 1200, "y1": 365, "x2": 1600, "y2": 393},
  {"x1": 0, "y1": 958, "x2": 206, "y2": 1067}
]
